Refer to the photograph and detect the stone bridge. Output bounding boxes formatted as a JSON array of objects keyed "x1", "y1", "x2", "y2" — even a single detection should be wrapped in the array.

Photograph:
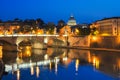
[
  {"x1": 0, "y1": 35, "x2": 51, "y2": 45},
  {"x1": 0, "y1": 34, "x2": 90, "y2": 51},
  {"x1": 0, "y1": 34, "x2": 68, "y2": 50}
]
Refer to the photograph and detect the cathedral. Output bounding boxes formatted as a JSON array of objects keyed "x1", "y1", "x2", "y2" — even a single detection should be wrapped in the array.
[{"x1": 67, "y1": 15, "x2": 77, "y2": 26}]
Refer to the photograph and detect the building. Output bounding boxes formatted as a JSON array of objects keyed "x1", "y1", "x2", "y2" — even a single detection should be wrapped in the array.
[
  {"x1": 0, "y1": 23, "x2": 4, "y2": 34},
  {"x1": 67, "y1": 15, "x2": 77, "y2": 26},
  {"x1": 91, "y1": 17, "x2": 120, "y2": 36}
]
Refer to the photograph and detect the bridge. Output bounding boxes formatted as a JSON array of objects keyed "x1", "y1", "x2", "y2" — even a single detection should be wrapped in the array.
[{"x1": 0, "y1": 34, "x2": 68, "y2": 51}]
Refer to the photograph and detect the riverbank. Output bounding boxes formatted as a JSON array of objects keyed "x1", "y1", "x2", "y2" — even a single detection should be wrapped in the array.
[
  {"x1": 2, "y1": 44, "x2": 120, "y2": 52},
  {"x1": 48, "y1": 45, "x2": 120, "y2": 52}
]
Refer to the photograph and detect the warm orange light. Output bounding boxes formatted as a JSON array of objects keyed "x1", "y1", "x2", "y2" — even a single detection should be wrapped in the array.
[
  {"x1": 37, "y1": 29, "x2": 44, "y2": 34},
  {"x1": 0, "y1": 46, "x2": 2, "y2": 58},
  {"x1": 26, "y1": 50, "x2": 31, "y2": 57},
  {"x1": 92, "y1": 36, "x2": 97, "y2": 41},
  {"x1": 17, "y1": 26, "x2": 20, "y2": 29},
  {"x1": 117, "y1": 59, "x2": 120, "y2": 69},
  {"x1": 18, "y1": 32, "x2": 23, "y2": 34},
  {"x1": 88, "y1": 52, "x2": 91, "y2": 63},
  {"x1": 32, "y1": 30, "x2": 35, "y2": 34},
  {"x1": 0, "y1": 31, "x2": 3, "y2": 35},
  {"x1": 92, "y1": 56, "x2": 99, "y2": 69},
  {"x1": 101, "y1": 33, "x2": 111, "y2": 36},
  {"x1": 25, "y1": 46, "x2": 31, "y2": 57}
]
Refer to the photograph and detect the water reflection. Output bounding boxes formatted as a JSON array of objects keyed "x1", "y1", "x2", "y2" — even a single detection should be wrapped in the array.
[
  {"x1": 30, "y1": 59, "x2": 34, "y2": 75},
  {"x1": 36, "y1": 63, "x2": 40, "y2": 78},
  {"x1": 75, "y1": 59, "x2": 79, "y2": 71},
  {"x1": 0, "y1": 46, "x2": 2, "y2": 58},
  {"x1": 1, "y1": 47, "x2": 120, "y2": 80},
  {"x1": 16, "y1": 69, "x2": 20, "y2": 80}
]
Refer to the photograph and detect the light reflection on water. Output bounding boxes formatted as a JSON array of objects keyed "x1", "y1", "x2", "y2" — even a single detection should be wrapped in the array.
[{"x1": 1, "y1": 46, "x2": 120, "y2": 80}]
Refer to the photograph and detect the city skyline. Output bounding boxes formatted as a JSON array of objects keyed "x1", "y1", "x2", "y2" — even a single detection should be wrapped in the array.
[{"x1": 0, "y1": 0, "x2": 120, "y2": 24}]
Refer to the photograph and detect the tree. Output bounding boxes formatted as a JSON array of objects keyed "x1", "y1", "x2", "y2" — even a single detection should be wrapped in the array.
[
  {"x1": 72, "y1": 25, "x2": 91, "y2": 36},
  {"x1": 14, "y1": 18, "x2": 22, "y2": 22},
  {"x1": 36, "y1": 18, "x2": 44, "y2": 29},
  {"x1": 57, "y1": 20, "x2": 65, "y2": 27},
  {"x1": 46, "y1": 22, "x2": 56, "y2": 34},
  {"x1": 57, "y1": 20, "x2": 66, "y2": 33}
]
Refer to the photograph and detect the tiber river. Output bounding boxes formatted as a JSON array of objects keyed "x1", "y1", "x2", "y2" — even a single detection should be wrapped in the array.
[{"x1": 0, "y1": 46, "x2": 120, "y2": 80}]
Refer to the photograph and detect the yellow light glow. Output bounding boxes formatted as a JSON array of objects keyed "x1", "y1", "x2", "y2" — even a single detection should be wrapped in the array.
[
  {"x1": 32, "y1": 30, "x2": 35, "y2": 34},
  {"x1": 23, "y1": 46, "x2": 31, "y2": 57},
  {"x1": 37, "y1": 29, "x2": 44, "y2": 34},
  {"x1": 101, "y1": 33, "x2": 111, "y2": 36},
  {"x1": 0, "y1": 31, "x2": 3, "y2": 35},
  {"x1": 94, "y1": 30, "x2": 99, "y2": 35},
  {"x1": 26, "y1": 50, "x2": 31, "y2": 57},
  {"x1": 26, "y1": 46, "x2": 31, "y2": 49},
  {"x1": 75, "y1": 59, "x2": 79, "y2": 71},
  {"x1": 75, "y1": 29, "x2": 79, "y2": 33},
  {"x1": 92, "y1": 56, "x2": 99, "y2": 69},
  {"x1": 0, "y1": 46, "x2": 2, "y2": 58}
]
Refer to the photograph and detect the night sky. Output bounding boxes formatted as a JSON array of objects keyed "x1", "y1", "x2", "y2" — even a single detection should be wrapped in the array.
[{"x1": 0, "y1": 0, "x2": 120, "y2": 24}]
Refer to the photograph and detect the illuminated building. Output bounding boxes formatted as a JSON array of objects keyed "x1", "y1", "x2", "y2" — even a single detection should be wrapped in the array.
[
  {"x1": 91, "y1": 17, "x2": 120, "y2": 36},
  {"x1": 10, "y1": 23, "x2": 20, "y2": 34},
  {"x1": 0, "y1": 23, "x2": 4, "y2": 31},
  {"x1": 67, "y1": 15, "x2": 77, "y2": 26}
]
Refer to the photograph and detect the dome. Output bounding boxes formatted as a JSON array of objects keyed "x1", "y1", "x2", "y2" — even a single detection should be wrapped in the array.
[{"x1": 67, "y1": 15, "x2": 77, "y2": 26}]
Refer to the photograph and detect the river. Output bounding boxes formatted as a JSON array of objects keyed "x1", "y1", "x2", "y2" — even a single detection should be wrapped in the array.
[{"x1": 1, "y1": 46, "x2": 120, "y2": 80}]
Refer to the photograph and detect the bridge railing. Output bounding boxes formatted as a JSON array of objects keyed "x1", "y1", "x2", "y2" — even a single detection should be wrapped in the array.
[{"x1": 0, "y1": 34, "x2": 68, "y2": 37}]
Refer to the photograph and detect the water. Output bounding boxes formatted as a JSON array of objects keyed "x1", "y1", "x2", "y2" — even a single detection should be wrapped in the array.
[{"x1": 1, "y1": 47, "x2": 120, "y2": 80}]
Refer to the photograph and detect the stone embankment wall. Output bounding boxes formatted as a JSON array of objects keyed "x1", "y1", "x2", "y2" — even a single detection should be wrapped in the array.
[
  {"x1": 68, "y1": 36, "x2": 120, "y2": 49},
  {"x1": 90, "y1": 36, "x2": 120, "y2": 49},
  {"x1": 68, "y1": 36, "x2": 90, "y2": 47}
]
